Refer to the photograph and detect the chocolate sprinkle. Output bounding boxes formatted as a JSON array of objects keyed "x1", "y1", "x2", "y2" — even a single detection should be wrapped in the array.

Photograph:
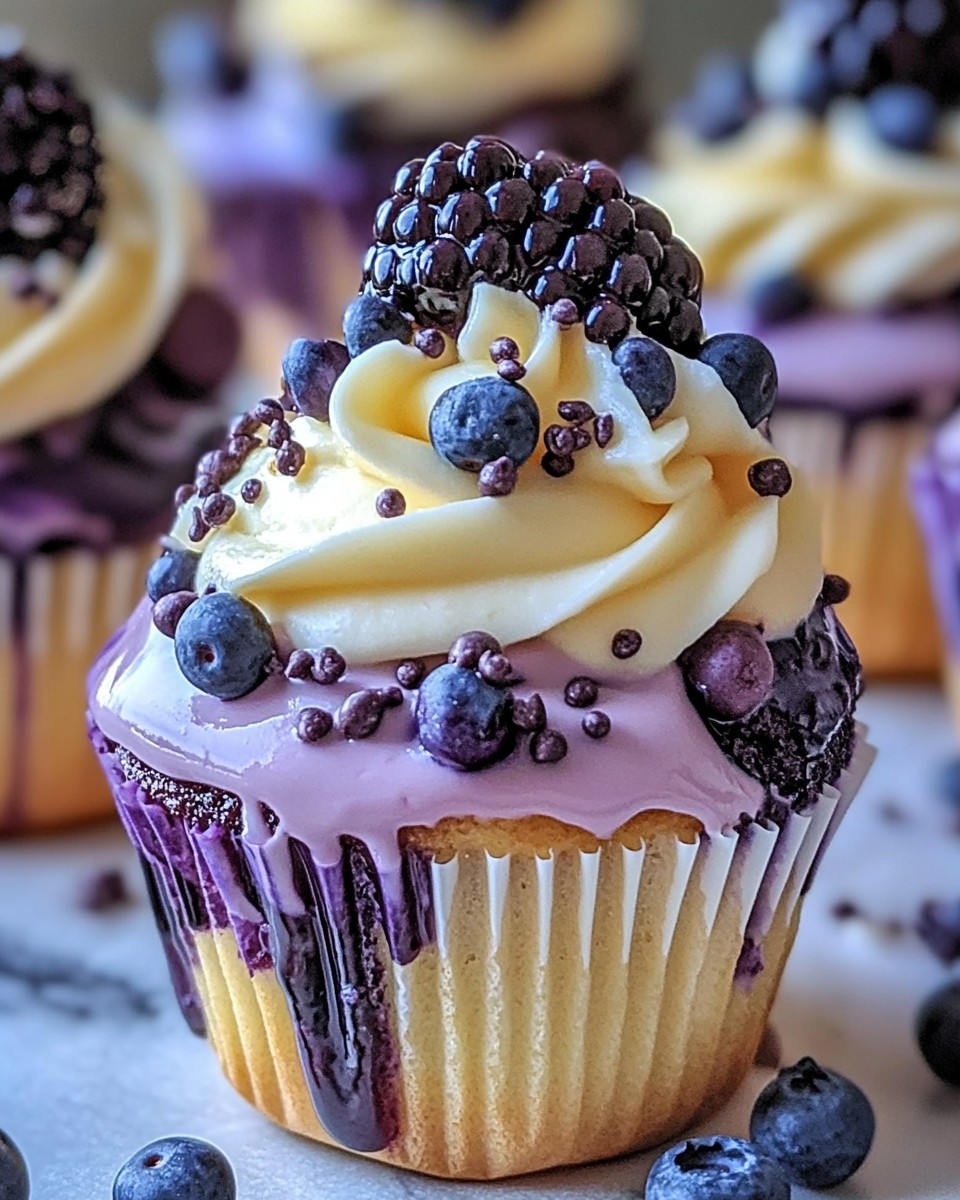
[
  {"x1": 582, "y1": 710, "x2": 611, "y2": 739},
  {"x1": 611, "y1": 628, "x2": 642, "y2": 659},
  {"x1": 542, "y1": 452, "x2": 575, "y2": 478},
  {"x1": 313, "y1": 647, "x2": 347, "y2": 685},
  {"x1": 376, "y1": 487, "x2": 406, "y2": 518},
  {"x1": 558, "y1": 400, "x2": 595, "y2": 424},
  {"x1": 285, "y1": 649, "x2": 315, "y2": 681},
  {"x1": 337, "y1": 689, "x2": 389, "y2": 740},
  {"x1": 594, "y1": 412, "x2": 615, "y2": 448},
  {"x1": 267, "y1": 419, "x2": 292, "y2": 449},
  {"x1": 297, "y1": 707, "x2": 333, "y2": 744},
  {"x1": 820, "y1": 573, "x2": 851, "y2": 606},
  {"x1": 255, "y1": 398, "x2": 285, "y2": 425},
  {"x1": 489, "y1": 336, "x2": 520, "y2": 362},
  {"x1": 77, "y1": 868, "x2": 131, "y2": 913},
  {"x1": 550, "y1": 298, "x2": 580, "y2": 328},
  {"x1": 200, "y1": 492, "x2": 235, "y2": 527},
  {"x1": 152, "y1": 590, "x2": 197, "y2": 639},
  {"x1": 276, "y1": 439, "x2": 306, "y2": 477},
  {"x1": 564, "y1": 675, "x2": 599, "y2": 708},
  {"x1": 572, "y1": 426, "x2": 592, "y2": 451},
  {"x1": 497, "y1": 358, "x2": 526, "y2": 382},
  {"x1": 380, "y1": 686, "x2": 404, "y2": 709},
  {"x1": 187, "y1": 508, "x2": 209, "y2": 544},
  {"x1": 545, "y1": 424, "x2": 577, "y2": 457},
  {"x1": 478, "y1": 649, "x2": 513, "y2": 686},
  {"x1": 530, "y1": 728, "x2": 568, "y2": 763},
  {"x1": 174, "y1": 484, "x2": 196, "y2": 507},
  {"x1": 748, "y1": 458, "x2": 793, "y2": 498},
  {"x1": 478, "y1": 455, "x2": 518, "y2": 497},
  {"x1": 449, "y1": 630, "x2": 501, "y2": 669},
  {"x1": 195, "y1": 474, "x2": 219, "y2": 499},
  {"x1": 396, "y1": 659, "x2": 426, "y2": 689},
  {"x1": 241, "y1": 478, "x2": 263, "y2": 504},
  {"x1": 415, "y1": 328, "x2": 445, "y2": 358},
  {"x1": 512, "y1": 692, "x2": 547, "y2": 733}
]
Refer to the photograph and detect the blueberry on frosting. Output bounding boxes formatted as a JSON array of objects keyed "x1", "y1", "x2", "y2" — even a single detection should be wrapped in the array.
[
  {"x1": 416, "y1": 663, "x2": 515, "y2": 770},
  {"x1": 698, "y1": 334, "x2": 778, "y2": 428},
  {"x1": 146, "y1": 549, "x2": 200, "y2": 602},
  {"x1": 174, "y1": 591, "x2": 275, "y2": 700},
  {"x1": 281, "y1": 337, "x2": 349, "y2": 420},
  {"x1": 429, "y1": 377, "x2": 540, "y2": 472},
  {"x1": 612, "y1": 337, "x2": 677, "y2": 420},
  {"x1": 344, "y1": 293, "x2": 413, "y2": 358}
]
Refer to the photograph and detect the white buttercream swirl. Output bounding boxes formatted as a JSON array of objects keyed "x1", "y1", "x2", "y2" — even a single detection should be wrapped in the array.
[
  {"x1": 650, "y1": 101, "x2": 960, "y2": 311},
  {"x1": 0, "y1": 92, "x2": 202, "y2": 443},
  {"x1": 237, "y1": 0, "x2": 634, "y2": 135},
  {"x1": 172, "y1": 285, "x2": 821, "y2": 673}
]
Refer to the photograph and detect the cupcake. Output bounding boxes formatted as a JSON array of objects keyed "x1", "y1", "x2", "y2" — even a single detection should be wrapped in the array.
[
  {"x1": 154, "y1": 0, "x2": 644, "y2": 369},
  {"x1": 646, "y1": 0, "x2": 960, "y2": 678},
  {"x1": 0, "y1": 45, "x2": 240, "y2": 833},
  {"x1": 88, "y1": 139, "x2": 871, "y2": 1178}
]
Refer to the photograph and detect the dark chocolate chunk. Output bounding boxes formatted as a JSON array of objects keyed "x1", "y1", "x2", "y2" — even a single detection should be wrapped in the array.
[
  {"x1": 478, "y1": 455, "x2": 518, "y2": 497},
  {"x1": 313, "y1": 647, "x2": 347, "y2": 685},
  {"x1": 512, "y1": 692, "x2": 547, "y2": 733},
  {"x1": 448, "y1": 630, "x2": 501, "y2": 669},
  {"x1": 152, "y1": 589, "x2": 198, "y2": 638},
  {"x1": 564, "y1": 676, "x2": 599, "y2": 708},
  {"x1": 478, "y1": 649, "x2": 513, "y2": 686},
  {"x1": 582, "y1": 710, "x2": 611, "y2": 739},
  {"x1": 297, "y1": 707, "x2": 334, "y2": 743},
  {"x1": 748, "y1": 458, "x2": 793, "y2": 498},
  {"x1": 611, "y1": 628, "x2": 642, "y2": 659},
  {"x1": 285, "y1": 649, "x2": 315, "y2": 681},
  {"x1": 396, "y1": 659, "x2": 426, "y2": 689},
  {"x1": 336, "y1": 690, "x2": 388, "y2": 740},
  {"x1": 530, "y1": 729, "x2": 568, "y2": 763}
]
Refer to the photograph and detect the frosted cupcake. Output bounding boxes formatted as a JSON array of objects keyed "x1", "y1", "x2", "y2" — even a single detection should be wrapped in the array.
[
  {"x1": 89, "y1": 139, "x2": 871, "y2": 1178},
  {"x1": 154, "y1": 0, "x2": 644, "y2": 365},
  {"x1": 0, "y1": 46, "x2": 239, "y2": 832},
  {"x1": 647, "y1": 0, "x2": 960, "y2": 677}
]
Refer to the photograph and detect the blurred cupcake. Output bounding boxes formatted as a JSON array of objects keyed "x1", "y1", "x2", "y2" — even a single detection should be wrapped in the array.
[
  {"x1": 154, "y1": 0, "x2": 644, "y2": 369},
  {"x1": 0, "y1": 44, "x2": 240, "y2": 832},
  {"x1": 646, "y1": 0, "x2": 960, "y2": 677},
  {"x1": 89, "y1": 139, "x2": 871, "y2": 1178}
]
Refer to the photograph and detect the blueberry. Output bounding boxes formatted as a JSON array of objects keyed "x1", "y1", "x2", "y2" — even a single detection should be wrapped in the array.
[
  {"x1": 174, "y1": 592, "x2": 275, "y2": 700},
  {"x1": 645, "y1": 1136, "x2": 790, "y2": 1200},
  {"x1": 281, "y1": 338, "x2": 349, "y2": 421},
  {"x1": 415, "y1": 663, "x2": 514, "y2": 770},
  {"x1": 343, "y1": 294, "x2": 413, "y2": 358},
  {"x1": 0, "y1": 1130, "x2": 28, "y2": 1200},
  {"x1": 698, "y1": 333, "x2": 778, "y2": 427},
  {"x1": 684, "y1": 55, "x2": 757, "y2": 143},
  {"x1": 612, "y1": 337, "x2": 677, "y2": 420},
  {"x1": 146, "y1": 550, "x2": 200, "y2": 603},
  {"x1": 750, "y1": 1056, "x2": 876, "y2": 1188},
  {"x1": 681, "y1": 620, "x2": 775, "y2": 720},
  {"x1": 937, "y1": 757, "x2": 960, "y2": 809},
  {"x1": 113, "y1": 1136, "x2": 235, "y2": 1200},
  {"x1": 429, "y1": 377, "x2": 540, "y2": 472},
  {"x1": 867, "y1": 84, "x2": 939, "y2": 152},
  {"x1": 917, "y1": 980, "x2": 960, "y2": 1086}
]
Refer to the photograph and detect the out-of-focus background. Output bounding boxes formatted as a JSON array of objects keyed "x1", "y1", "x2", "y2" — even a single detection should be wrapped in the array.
[{"x1": 1, "y1": 0, "x2": 772, "y2": 110}]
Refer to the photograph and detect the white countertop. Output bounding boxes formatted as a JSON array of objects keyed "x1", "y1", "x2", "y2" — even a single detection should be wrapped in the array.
[{"x1": 3, "y1": 685, "x2": 959, "y2": 1199}]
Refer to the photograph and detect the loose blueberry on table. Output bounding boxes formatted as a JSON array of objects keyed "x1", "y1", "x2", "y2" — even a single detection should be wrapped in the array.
[
  {"x1": 644, "y1": 1136, "x2": 790, "y2": 1200},
  {"x1": 113, "y1": 1137, "x2": 235, "y2": 1200},
  {"x1": 916, "y1": 980, "x2": 960, "y2": 1086},
  {"x1": 0, "y1": 1129, "x2": 29, "y2": 1200}
]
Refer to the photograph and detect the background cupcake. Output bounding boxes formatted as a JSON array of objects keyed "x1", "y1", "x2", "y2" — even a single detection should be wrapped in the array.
[
  {"x1": 154, "y1": 0, "x2": 645, "y2": 371},
  {"x1": 0, "y1": 43, "x2": 239, "y2": 832},
  {"x1": 89, "y1": 139, "x2": 871, "y2": 1178},
  {"x1": 646, "y1": 0, "x2": 960, "y2": 678}
]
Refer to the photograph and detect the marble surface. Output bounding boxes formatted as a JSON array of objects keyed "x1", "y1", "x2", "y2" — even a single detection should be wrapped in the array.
[{"x1": 2, "y1": 684, "x2": 960, "y2": 1199}]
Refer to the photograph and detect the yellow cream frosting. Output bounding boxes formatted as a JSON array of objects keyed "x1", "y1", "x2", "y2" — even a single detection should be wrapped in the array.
[
  {"x1": 237, "y1": 0, "x2": 634, "y2": 136},
  {"x1": 0, "y1": 92, "x2": 202, "y2": 444},
  {"x1": 173, "y1": 285, "x2": 821, "y2": 672},
  {"x1": 650, "y1": 101, "x2": 960, "y2": 311}
]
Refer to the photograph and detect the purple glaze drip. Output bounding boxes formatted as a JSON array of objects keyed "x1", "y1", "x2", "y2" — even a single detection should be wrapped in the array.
[{"x1": 96, "y1": 732, "x2": 435, "y2": 1153}]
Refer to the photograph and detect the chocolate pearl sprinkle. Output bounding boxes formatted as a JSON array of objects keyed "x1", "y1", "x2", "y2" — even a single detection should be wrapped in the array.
[
  {"x1": 572, "y1": 426, "x2": 592, "y2": 451},
  {"x1": 313, "y1": 646, "x2": 347, "y2": 685},
  {"x1": 396, "y1": 658, "x2": 426, "y2": 689},
  {"x1": 241, "y1": 478, "x2": 263, "y2": 504},
  {"x1": 376, "y1": 487, "x2": 406, "y2": 518},
  {"x1": 582, "y1": 710, "x2": 611, "y2": 740},
  {"x1": 227, "y1": 433, "x2": 260, "y2": 461},
  {"x1": 550, "y1": 298, "x2": 580, "y2": 328},
  {"x1": 380, "y1": 686, "x2": 404, "y2": 709},
  {"x1": 820, "y1": 573, "x2": 851, "y2": 607},
  {"x1": 415, "y1": 328, "x2": 445, "y2": 359},
  {"x1": 594, "y1": 413, "x2": 615, "y2": 448},
  {"x1": 564, "y1": 675, "x2": 599, "y2": 708},
  {"x1": 513, "y1": 693, "x2": 546, "y2": 733},
  {"x1": 337, "y1": 689, "x2": 388, "y2": 740},
  {"x1": 478, "y1": 456, "x2": 517, "y2": 497},
  {"x1": 748, "y1": 458, "x2": 793, "y2": 498},
  {"x1": 188, "y1": 507, "x2": 209, "y2": 543},
  {"x1": 530, "y1": 728, "x2": 568, "y2": 763},
  {"x1": 558, "y1": 400, "x2": 594, "y2": 425},
  {"x1": 231, "y1": 411, "x2": 260, "y2": 438},
  {"x1": 478, "y1": 649, "x2": 513, "y2": 686},
  {"x1": 201, "y1": 492, "x2": 236, "y2": 528},
  {"x1": 267, "y1": 419, "x2": 292, "y2": 449},
  {"x1": 542, "y1": 452, "x2": 575, "y2": 478},
  {"x1": 276, "y1": 439, "x2": 306, "y2": 477},
  {"x1": 489, "y1": 336, "x2": 520, "y2": 363},
  {"x1": 497, "y1": 358, "x2": 526, "y2": 382},
  {"x1": 195, "y1": 473, "x2": 219, "y2": 498},
  {"x1": 174, "y1": 484, "x2": 196, "y2": 507},
  {"x1": 612, "y1": 628, "x2": 642, "y2": 659},
  {"x1": 285, "y1": 649, "x2": 315, "y2": 681},
  {"x1": 545, "y1": 424, "x2": 576, "y2": 457},
  {"x1": 297, "y1": 707, "x2": 333, "y2": 744},
  {"x1": 255, "y1": 398, "x2": 284, "y2": 425},
  {"x1": 449, "y1": 631, "x2": 501, "y2": 669},
  {"x1": 152, "y1": 590, "x2": 196, "y2": 638}
]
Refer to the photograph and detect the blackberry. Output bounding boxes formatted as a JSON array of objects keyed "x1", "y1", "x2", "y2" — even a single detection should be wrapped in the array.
[
  {"x1": 360, "y1": 135, "x2": 704, "y2": 356},
  {"x1": 0, "y1": 48, "x2": 104, "y2": 267}
]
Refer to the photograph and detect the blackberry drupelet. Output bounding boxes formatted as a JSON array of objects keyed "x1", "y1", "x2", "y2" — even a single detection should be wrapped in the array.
[
  {"x1": 0, "y1": 47, "x2": 104, "y2": 266},
  {"x1": 360, "y1": 135, "x2": 704, "y2": 355}
]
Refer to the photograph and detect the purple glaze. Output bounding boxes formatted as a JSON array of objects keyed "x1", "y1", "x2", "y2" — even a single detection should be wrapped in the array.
[{"x1": 913, "y1": 449, "x2": 960, "y2": 653}]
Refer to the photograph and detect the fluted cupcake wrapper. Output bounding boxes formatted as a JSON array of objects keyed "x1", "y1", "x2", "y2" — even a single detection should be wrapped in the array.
[
  {"x1": 0, "y1": 544, "x2": 154, "y2": 834},
  {"x1": 96, "y1": 730, "x2": 872, "y2": 1179},
  {"x1": 772, "y1": 406, "x2": 940, "y2": 677}
]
